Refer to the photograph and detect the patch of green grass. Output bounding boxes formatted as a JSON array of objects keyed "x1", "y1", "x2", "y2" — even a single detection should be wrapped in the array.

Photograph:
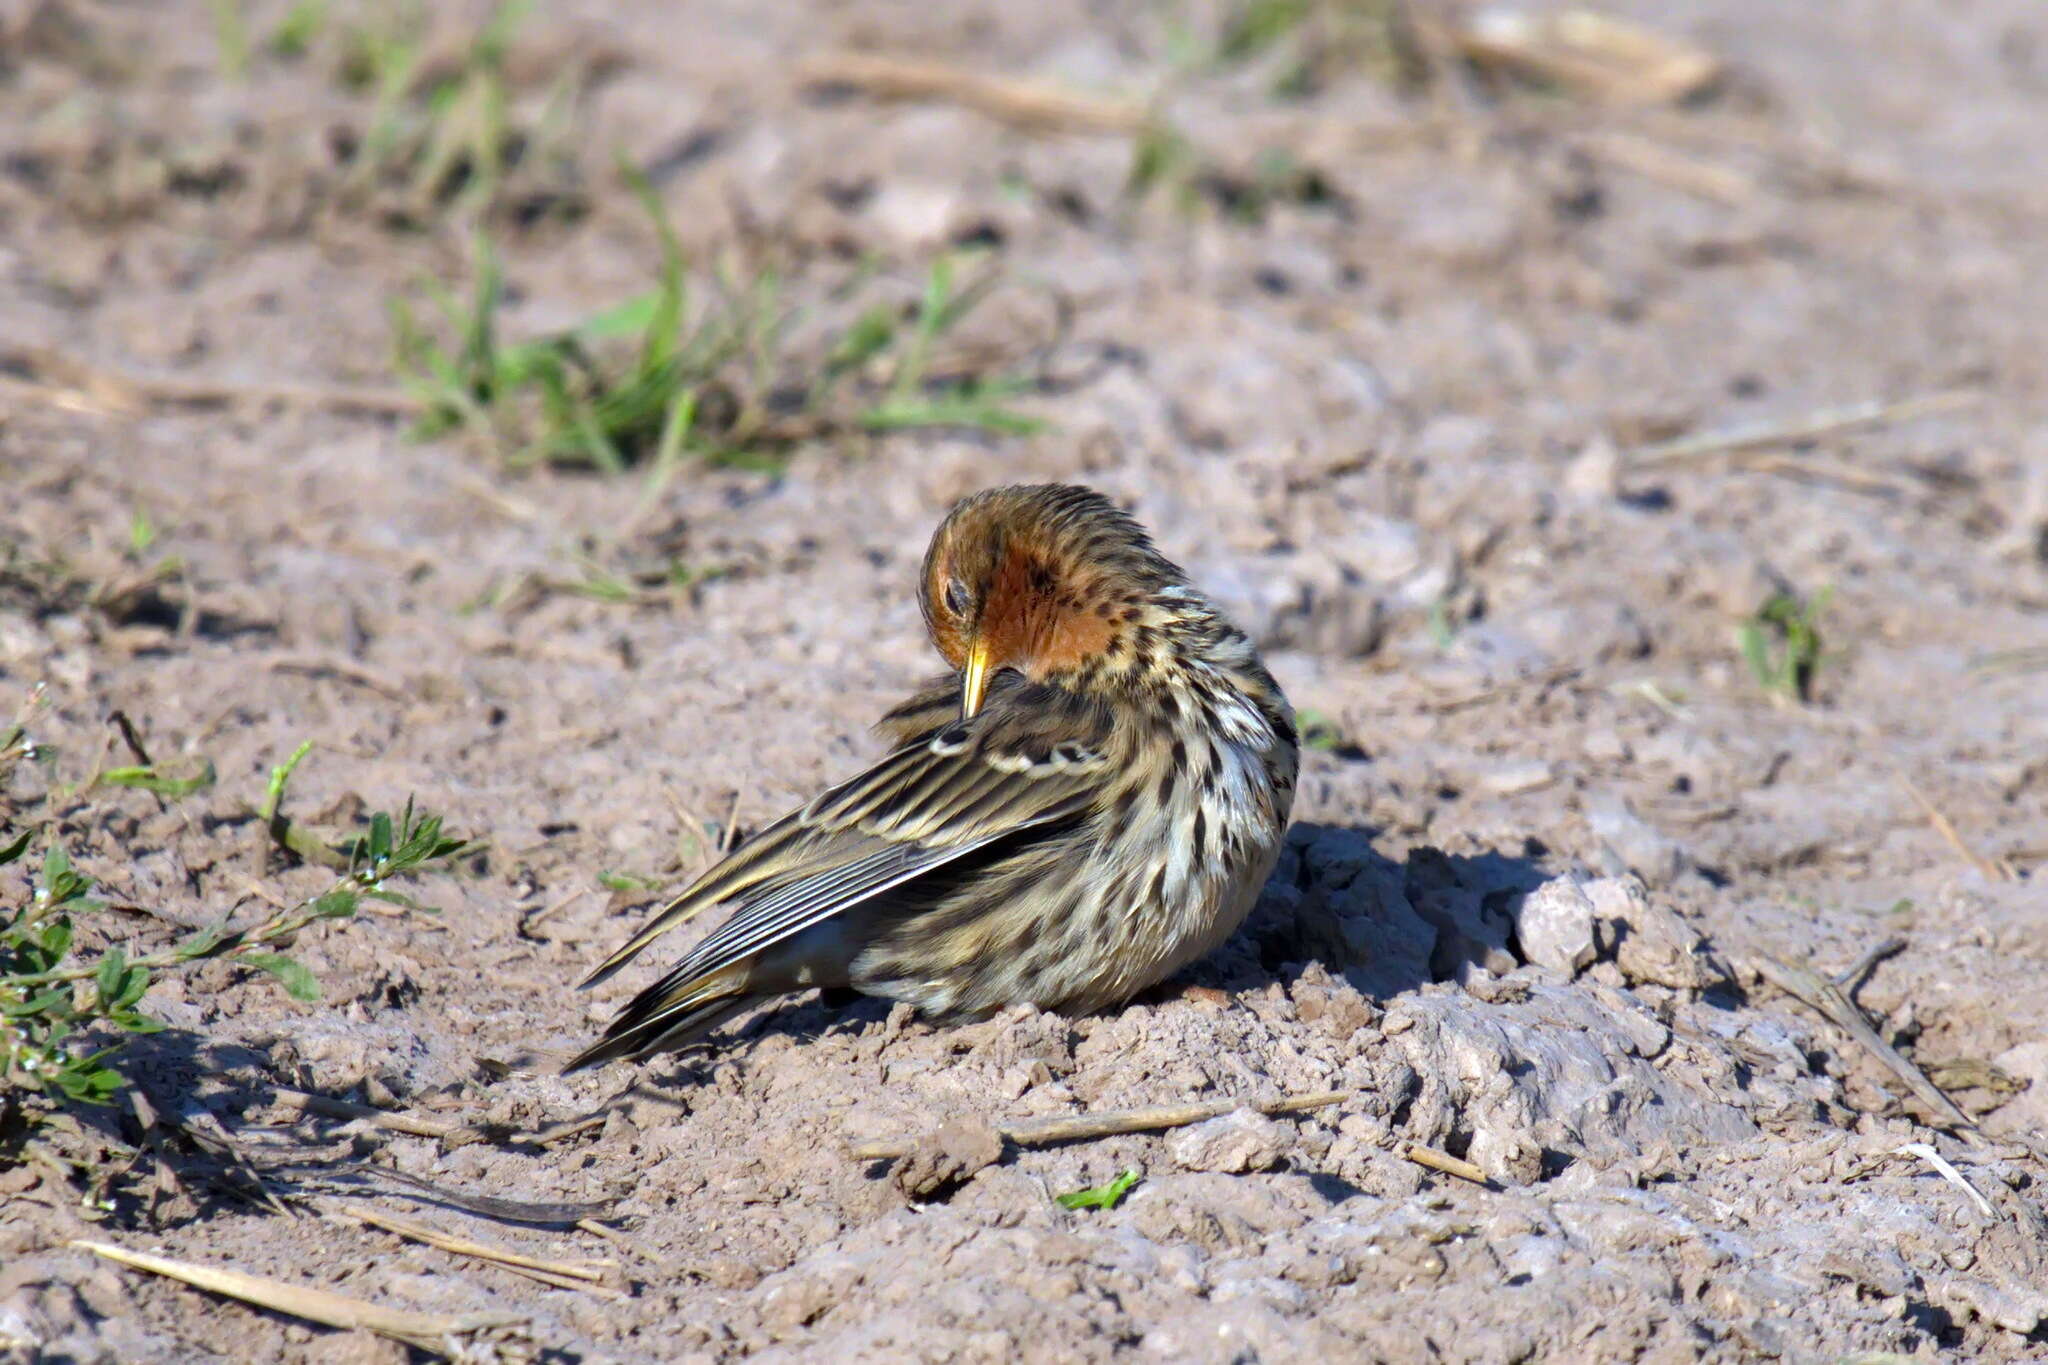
[
  {"x1": 81, "y1": 711, "x2": 214, "y2": 801},
  {"x1": 210, "y1": 0, "x2": 251, "y2": 79},
  {"x1": 1968, "y1": 646, "x2": 2048, "y2": 676},
  {"x1": 0, "y1": 525, "x2": 189, "y2": 639},
  {"x1": 1296, "y1": 707, "x2": 1344, "y2": 752},
  {"x1": 1213, "y1": 0, "x2": 1432, "y2": 100},
  {"x1": 2, "y1": 718, "x2": 470, "y2": 1127},
  {"x1": 1426, "y1": 595, "x2": 1458, "y2": 650},
  {"x1": 392, "y1": 207, "x2": 697, "y2": 473},
  {"x1": 268, "y1": 0, "x2": 329, "y2": 59},
  {"x1": 1124, "y1": 123, "x2": 1338, "y2": 225},
  {"x1": 1219, "y1": 0, "x2": 1314, "y2": 64},
  {"x1": 393, "y1": 181, "x2": 1044, "y2": 472},
  {"x1": 126, "y1": 507, "x2": 156, "y2": 558},
  {"x1": 338, "y1": 0, "x2": 547, "y2": 225},
  {"x1": 1738, "y1": 587, "x2": 1831, "y2": 704},
  {"x1": 1294, "y1": 706, "x2": 1368, "y2": 762},
  {"x1": 463, "y1": 552, "x2": 722, "y2": 617},
  {"x1": 1125, "y1": 0, "x2": 1427, "y2": 216},
  {"x1": 1056, "y1": 1168, "x2": 1142, "y2": 1211},
  {"x1": 214, "y1": 0, "x2": 584, "y2": 230},
  {"x1": 1125, "y1": 124, "x2": 1203, "y2": 212}
]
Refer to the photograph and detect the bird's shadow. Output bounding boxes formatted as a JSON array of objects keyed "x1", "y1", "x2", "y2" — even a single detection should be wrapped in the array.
[
  {"x1": 646, "y1": 819, "x2": 1549, "y2": 1075},
  {"x1": 1170, "y1": 819, "x2": 1551, "y2": 1004},
  {"x1": 30, "y1": 1026, "x2": 311, "y2": 1223}
]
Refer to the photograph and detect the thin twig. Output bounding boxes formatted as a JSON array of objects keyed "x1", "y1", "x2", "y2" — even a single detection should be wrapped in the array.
[
  {"x1": 1580, "y1": 131, "x2": 1756, "y2": 206},
  {"x1": 662, "y1": 786, "x2": 718, "y2": 871},
  {"x1": 264, "y1": 652, "x2": 410, "y2": 702},
  {"x1": 576, "y1": 1218, "x2": 653, "y2": 1264},
  {"x1": 526, "y1": 1113, "x2": 608, "y2": 1147},
  {"x1": 1611, "y1": 678, "x2": 1693, "y2": 722},
  {"x1": 0, "y1": 345, "x2": 421, "y2": 418},
  {"x1": 238, "y1": 877, "x2": 291, "y2": 912},
  {"x1": 1893, "y1": 1143, "x2": 1997, "y2": 1220},
  {"x1": 795, "y1": 53, "x2": 1151, "y2": 135},
  {"x1": 279, "y1": 1162, "x2": 612, "y2": 1226},
  {"x1": 73, "y1": 1240, "x2": 527, "y2": 1356},
  {"x1": 1438, "y1": 9, "x2": 1721, "y2": 105},
  {"x1": 1625, "y1": 391, "x2": 1981, "y2": 467},
  {"x1": 1969, "y1": 647, "x2": 2048, "y2": 677},
  {"x1": 324, "y1": 1201, "x2": 624, "y2": 1296},
  {"x1": 164, "y1": 1103, "x2": 297, "y2": 1218},
  {"x1": 280, "y1": 1087, "x2": 632, "y2": 1155},
  {"x1": 718, "y1": 789, "x2": 743, "y2": 855},
  {"x1": 1730, "y1": 452, "x2": 1915, "y2": 498},
  {"x1": 275, "y1": 1089, "x2": 489, "y2": 1147},
  {"x1": 1752, "y1": 950, "x2": 1976, "y2": 1134},
  {"x1": 1898, "y1": 776, "x2": 2015, "y2": 882},
  {"x1": 1834, "y1": 936, "x2": 1907, "y2": 996},
  {"x1": 851, "y1": 1090, "x2": 1353, "y2": 1161},
  {"x1": 521, "y1": 887, "x2": 590, "y2": 933},
  {"x1": 453, "y1": 473, "x2": 542, "y2": 524},
  {"x1": 108, "y1": 710, "x2": 154, "y2": 767},
  {"x1": 1396, "y1": 1140, "x2": 1492, "y2": 1186}
]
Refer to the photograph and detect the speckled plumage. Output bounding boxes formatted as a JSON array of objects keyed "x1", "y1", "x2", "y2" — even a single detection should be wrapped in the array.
[{"x1": 567, "y1": 484, "x2": 1297, "y2": 1071}]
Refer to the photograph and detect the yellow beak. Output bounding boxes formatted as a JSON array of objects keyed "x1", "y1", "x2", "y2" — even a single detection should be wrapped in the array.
[{"x1": 961, "y1": 638, "x2": 993, "y2": 719}]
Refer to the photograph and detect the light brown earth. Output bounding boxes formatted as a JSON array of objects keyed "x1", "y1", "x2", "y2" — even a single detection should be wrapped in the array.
[{"x1": 3, "y1": 0, "x2": 2047, "y2": 1360}]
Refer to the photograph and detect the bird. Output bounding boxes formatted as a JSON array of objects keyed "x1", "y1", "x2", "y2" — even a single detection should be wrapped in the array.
[{"x1": 565, "y1": 483, "x2": 1298, "y2": 1072}]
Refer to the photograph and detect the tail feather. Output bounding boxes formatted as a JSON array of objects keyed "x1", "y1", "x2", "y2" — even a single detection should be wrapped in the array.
[{"x1": 562, "y1": 963, "x2": 754, "y2": 1073}]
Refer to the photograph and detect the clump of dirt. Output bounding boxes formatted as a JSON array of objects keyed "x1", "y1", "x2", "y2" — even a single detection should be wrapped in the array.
[{"x1": 4, "y1": 0, "x2": 2047, "y2": 1361}]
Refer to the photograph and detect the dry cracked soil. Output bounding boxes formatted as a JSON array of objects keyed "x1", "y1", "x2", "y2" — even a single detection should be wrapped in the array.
[{"x1": 2, "y1": 0, "x2": 2047, "y2": 1361}]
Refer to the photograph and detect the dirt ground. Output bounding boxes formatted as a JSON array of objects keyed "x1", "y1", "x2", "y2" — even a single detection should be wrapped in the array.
[{"x1": 3, "y1": 0, "x2": 2047, "y2": 1360}]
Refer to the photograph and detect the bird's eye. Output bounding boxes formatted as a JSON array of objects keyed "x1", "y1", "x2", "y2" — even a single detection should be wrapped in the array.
[{"x1": 943, "y1": 578, "x2": 972, "y2": 617}]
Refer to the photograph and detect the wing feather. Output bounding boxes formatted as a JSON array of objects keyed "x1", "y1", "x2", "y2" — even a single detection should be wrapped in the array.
[
  {"x1": 579, "y1": 686, "x2": 1113, "y2": 990},
  {"x1": 653, "y1": 798, "x2": 1085, "y2": 988}
]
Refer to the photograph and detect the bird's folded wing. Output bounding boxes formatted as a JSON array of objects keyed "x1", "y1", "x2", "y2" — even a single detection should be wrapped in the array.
[{"x1": 579, "y1": 694, "x2": 1112, "y2": 988}]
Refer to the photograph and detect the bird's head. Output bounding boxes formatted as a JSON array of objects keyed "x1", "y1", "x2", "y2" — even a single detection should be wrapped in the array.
[{"x1": 920, "y1": 484, "x2": 1182, "y2": 717}]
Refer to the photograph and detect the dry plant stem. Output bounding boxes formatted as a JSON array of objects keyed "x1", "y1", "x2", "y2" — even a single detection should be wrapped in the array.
[
  {"x1": 276, "y1": 1088, "x2": 488, "y2": 1147},
  {"x1": 1433, "y1": 10, "x2": 1721, "y2": 105},
  {"x1": 1898, "y1": 776, "x2": 2015, "y2": 882},
  {"x1": 718, "y1": 789, "x2": 744, "y2": 854},
  {"x1": 454, "y1": 473, "x2": 543, "y2": 524},
  {"x1": 1752, "y1": 949, "x2": 1977, "y2": 1135},
  {"x1": 246, "y1": 802, "x2": 353, "y2": 872},
  {"x1": 1397, "y1": 1140, "x2": 1491, "y2": 1186},
  {"x1": 263, "y1": 652, "x2": 410, "y2": 701},
  {"x1": 281, "y1": 1087, "x2": 619, "y2": 1151},
  {"x1": 1580, "y1": 130, "x2": 1757, "y2": 206},
  {"x1": 851, "y1": 1090, "x2": 1354, "y2": 1161},
  {"x1": 527, "y1": 1113, "x2": 608, "y2": 1146},
  {"x1": 795, "y1": 53, "x2": 1149, "y2": 135},
  {"x1": 324, "y1": 1202, "x2": 625, "y2": 1296},
  {"x1": 1892, "y1": 1144, "x2": 1998, "y2": 1221},
  {"x1": 576, "y1": 1218, "x2": 653, "y2": 1263},
  {"x1": 0, "y1": 345, "x2": 421, "y2": 418},
  {"x1": 73, "y1": 1240, "x2": 525, "y2": 1355},
  {"x1": 108, "y1": 710, "x2": 153, "y2": 766},
  {"x1": 1731, "y1": 452, "x2": 1914, "y2": 498},
  {"x1": 521, "y1": 888, "x2": 590, "y2": 932},
  {"x1": 1834, "y1": 937, "x2": 1906, "y2": 996},
  {"x1": 1969, "y1": 647, "x2": 2048, "y2": 676},
  {"x1": 1625, "y1": 391, "x2": 1982, "y2": 467},
  {"x1": 573, "y1": 1219, "x2": 643, "y2": 1268}
]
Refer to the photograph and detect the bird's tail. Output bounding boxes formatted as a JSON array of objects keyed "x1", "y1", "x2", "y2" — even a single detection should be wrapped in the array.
[{"x1": 561, "y1": 961, "x2": 756, "y2": 1073}]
